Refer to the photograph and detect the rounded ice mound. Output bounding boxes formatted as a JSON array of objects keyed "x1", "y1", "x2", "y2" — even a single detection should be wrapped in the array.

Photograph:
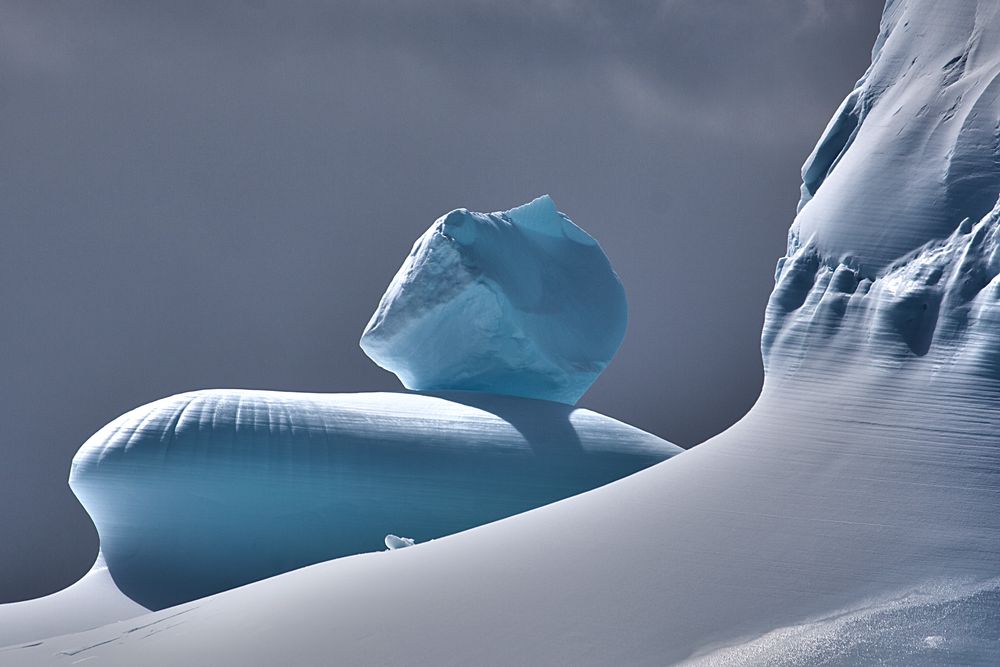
[
  {"x1": 360, "y1": 195, "x2": 627, "y2": 405},
  {"x1": 70, "y1": 389, "x2": 678, "y2": 609}
]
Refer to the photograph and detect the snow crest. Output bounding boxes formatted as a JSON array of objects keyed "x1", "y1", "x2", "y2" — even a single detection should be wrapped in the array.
[{"x1": 765, "y1": 196, "x2": 1000, "y2": 375}]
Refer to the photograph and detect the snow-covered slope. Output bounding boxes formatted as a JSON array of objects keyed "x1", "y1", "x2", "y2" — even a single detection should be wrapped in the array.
[
  {"x1": 6, "y1": 363, "x2": 998, "y2": 665},
  {"x1": 4, "y1": 1, "x2": 1000, "y2": 664},
  {"x1": 0, "y1": 556, "x2": 144, "y2": 650},
  {"x1": 793, "y1": 0, "x2": 1000, "y2": 275}
]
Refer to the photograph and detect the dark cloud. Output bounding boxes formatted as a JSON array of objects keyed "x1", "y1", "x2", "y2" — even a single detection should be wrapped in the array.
[{"x1": 0, "y1": 0, "x2": 884, "y2": 601}]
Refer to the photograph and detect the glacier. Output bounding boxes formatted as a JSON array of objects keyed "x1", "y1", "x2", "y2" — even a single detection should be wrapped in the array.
[
  {"x1": 360, "y1": 195, "x2": 627, "y2": 405},
  {"x1": 4, "y1": 1, "x2": 1000, "y2": 665}
]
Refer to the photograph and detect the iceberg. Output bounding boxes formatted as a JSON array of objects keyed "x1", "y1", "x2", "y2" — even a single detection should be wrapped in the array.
[
  {"x1": 5, "y1": 1, "x2": 1000, "y2": 665},
  {"x1": 383, "y1": 535, "x2": 415, "y2": 550},
  {"x1": 65, "y1": 390, "x2": 678, "y2": 611},
  {"x1": 793, "y1": 0, "x2": 1000, "y2": 275},
  {"x1": 360, "y1": 195, "x2": 627, "y2": 405}
]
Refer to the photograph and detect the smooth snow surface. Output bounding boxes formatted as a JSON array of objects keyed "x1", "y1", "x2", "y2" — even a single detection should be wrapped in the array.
[
  {"x1": 360, "y1": 195, "x2": 627, "y2": 405},
  {"x1": 683, "y1": 578, "x2": 1000, "y2": 666},
  {"x1": 67, "y1": 389, "x2": 677, "y2": 610},
  {"x1": 0, "y1": 556, "x2": 145, "y2": 649},
  {"x1": 5, "y1": 1, "x2": 1000, "y2": 665}
]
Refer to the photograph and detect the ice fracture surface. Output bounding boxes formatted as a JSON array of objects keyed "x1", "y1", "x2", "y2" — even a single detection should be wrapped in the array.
[{"x1": 361, "y1": 195, "x2": 627, "y2": 405}]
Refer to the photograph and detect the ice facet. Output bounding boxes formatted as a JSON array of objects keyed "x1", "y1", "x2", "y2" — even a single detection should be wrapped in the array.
[{"x1": 360, "y1": 195, "x2": 627, "y2": 405}]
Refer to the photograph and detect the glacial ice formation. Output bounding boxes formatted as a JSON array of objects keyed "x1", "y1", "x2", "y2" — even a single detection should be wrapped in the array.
[
  {"x1": 360, "y1": 195, "x2": 627, "y2": 405},
  {"x1": 680, "y1": 578, "x2": 1000, "y2": 666},
  {"x1": 0, "y1": 191, "x2": 663, "y2": 644},
  {"x1": 5, "y1": 1, "x2": 1000, "y2": 665},
  {"x1": 67, "y1": 390, "x2": 677, "y2": 610}
]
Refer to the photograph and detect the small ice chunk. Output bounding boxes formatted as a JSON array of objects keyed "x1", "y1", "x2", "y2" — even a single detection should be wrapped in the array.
[
  {"x1": 384, "y1": 535, "x2": 416, "y2": 550},
  {"x1": 360, "y1": 195, "x2": 627, "y2": 405}
]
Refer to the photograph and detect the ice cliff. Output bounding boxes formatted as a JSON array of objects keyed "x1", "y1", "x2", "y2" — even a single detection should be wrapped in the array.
[{"x1": 361, "y1": 195, "x2": 626, "y2": 405}]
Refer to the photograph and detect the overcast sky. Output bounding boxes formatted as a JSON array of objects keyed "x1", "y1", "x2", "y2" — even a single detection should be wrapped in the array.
[{"x1": 0, "y1": 0, "x2": 885, "y2": 602}]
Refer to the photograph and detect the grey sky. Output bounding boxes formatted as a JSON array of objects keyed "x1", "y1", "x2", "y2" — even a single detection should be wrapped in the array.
[{"x1": 0, "y1": 0, "x2": 884, "y2": 602}]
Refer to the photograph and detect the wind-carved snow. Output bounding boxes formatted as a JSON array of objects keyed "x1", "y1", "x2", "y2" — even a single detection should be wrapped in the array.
[
  {"x1": 765, "y1": 196, "x2": 1000, "y2": 371},
  {"x1": 384, "y1": 535, "x2": 415, "y2": 550},
  {"x1": 5, "y1": 1, "x2": 1000, "y2": 665},
  {"x1": 361, "y1": 195, "x2": 627, "y2": 405}
]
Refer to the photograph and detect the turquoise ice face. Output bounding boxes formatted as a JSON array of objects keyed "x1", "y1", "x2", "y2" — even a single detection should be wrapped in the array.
[
  {"x1": 70, "y1": 389, "x2": 679, "y2": 609},
  {"x1": 360, "y1": 195, "x2": 627, "y2": 405},
  {"x1": 63, "y1": 197, "x2": 649, "y2": 612}
]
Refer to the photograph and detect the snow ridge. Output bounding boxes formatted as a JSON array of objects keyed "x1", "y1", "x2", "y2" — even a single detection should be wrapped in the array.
[{"x1": 360, "y1": 195, "x2": 627, "y2": 405}]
